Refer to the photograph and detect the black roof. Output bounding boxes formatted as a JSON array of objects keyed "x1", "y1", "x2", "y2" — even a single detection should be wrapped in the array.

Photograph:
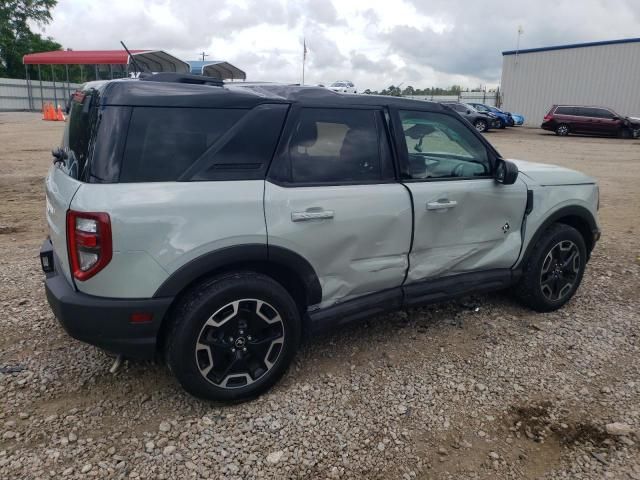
[{"x1": 95, "y1": 78, "x2": 447, "y2": 112}]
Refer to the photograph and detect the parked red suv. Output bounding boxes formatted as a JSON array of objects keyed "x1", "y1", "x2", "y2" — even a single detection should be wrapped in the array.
[{"x1": 541, "y1": 105, "x2": 637, "y2": 138}]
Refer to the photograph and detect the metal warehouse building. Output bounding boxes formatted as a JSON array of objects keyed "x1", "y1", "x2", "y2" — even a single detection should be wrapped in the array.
[{"x1": 500, "y1": 37, "x2": 640, "y2": 126}]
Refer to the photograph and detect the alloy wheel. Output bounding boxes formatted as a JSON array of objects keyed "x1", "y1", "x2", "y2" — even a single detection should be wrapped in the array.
[
  {"x1": 556, "y1": 125, "x2": 569, "y2": 136},
  {"x1": 195, "y1": 299, "x2": 285, "y2": 389},
  {"x1": 475, "y1": 121, "x2": 487, "y2": 132},
  {"x1": 539, "y1": 240, "x2": 580, "y2": 301}
]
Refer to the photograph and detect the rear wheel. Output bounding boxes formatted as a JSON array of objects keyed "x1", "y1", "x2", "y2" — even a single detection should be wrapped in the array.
[
  {"x1": 514, "y1": 223, "x2": 586, "y2": 312},
  {"x1": 165, "y1": 272, "x2": 301, "y2": 401},
  {"x1": 555, "y1": 123, "x2": 570, "y2": 136},
  {"x1": 474, "y1": 119, "x2": 488, "y2": 132}
]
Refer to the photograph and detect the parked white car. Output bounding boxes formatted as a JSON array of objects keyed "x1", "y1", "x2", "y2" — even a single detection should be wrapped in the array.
[{"x1": 328, "y1": 81, "x2": 356, "y2": 94}]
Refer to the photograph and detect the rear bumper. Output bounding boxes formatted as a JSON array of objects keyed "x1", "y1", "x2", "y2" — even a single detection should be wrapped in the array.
[
  {"x1": 41, "y1": 239, "x2": 173, "y2": 359},
  {"x1": 541, "y1": 121, "x2": 555, "y2": 131}
]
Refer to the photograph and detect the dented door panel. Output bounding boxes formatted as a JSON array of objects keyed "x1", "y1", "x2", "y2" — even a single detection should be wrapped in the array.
[
  {"x1": 406, "y1": 177, "x2": 528, "y2": 282},
  {"x1": 265, "y1": 181, "x2": 412, "y2": 308}
]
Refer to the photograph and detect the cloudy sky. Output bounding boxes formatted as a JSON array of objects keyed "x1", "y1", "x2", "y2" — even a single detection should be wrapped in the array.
[{"x1": 38, "y1": 0, "x2": 640, "y2": 90}]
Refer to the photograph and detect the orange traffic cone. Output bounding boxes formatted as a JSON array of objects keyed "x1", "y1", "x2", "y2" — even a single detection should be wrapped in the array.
[
  {"x1": 45, "y1": 103, "x2": 53, "y2": 121},
  {"x1": 56, "y1": 105, "x2": 65, "y2": 121},
  {"x1": 48, "y1": 103, "x2": 55, "y2": 121}
]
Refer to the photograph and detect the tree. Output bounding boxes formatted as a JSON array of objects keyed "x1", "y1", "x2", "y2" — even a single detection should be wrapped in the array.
[
  {"x1": 402, "y1": 85, "x2": 415, "y2": 96},
  {"x1": 0, "y1": 0, "x2": 59, "y2": 78}
]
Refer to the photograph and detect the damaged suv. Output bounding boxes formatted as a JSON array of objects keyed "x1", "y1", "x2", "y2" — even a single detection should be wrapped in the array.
[{"x1": 42, "y1": 75, "x2": 600, "y2": 401}]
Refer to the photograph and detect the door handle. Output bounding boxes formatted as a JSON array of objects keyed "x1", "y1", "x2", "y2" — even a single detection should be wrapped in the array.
[
  {"x1": 427, "y1": 199, "x2": 457, "y2": 210},
  {"x1": 291, "y1": 209, "x2": 335, "y2": 222}
]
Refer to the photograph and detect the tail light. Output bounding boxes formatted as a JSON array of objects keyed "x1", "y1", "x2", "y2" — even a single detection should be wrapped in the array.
[
  {"x1": 543, "y1": 114, "x2": 552, "y2": 122},
  {"x1": 66, "y1": 210, "x2": 112, "y2": 281}
]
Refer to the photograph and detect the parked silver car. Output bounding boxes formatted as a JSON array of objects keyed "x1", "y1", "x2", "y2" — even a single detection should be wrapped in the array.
[
  {"x1": 42, "y1": 76, "x2": 600, "y2": 401},
  {"x1": 327, "y1": 80, "x2": 357, "y2": 94}
]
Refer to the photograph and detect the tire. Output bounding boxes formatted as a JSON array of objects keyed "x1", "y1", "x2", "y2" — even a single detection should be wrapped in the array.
[
  {"x1": 618, "y1": 127, "x2": 632, "y2": 139},
  {"x1": 513, "y1": 223, "x2": 587, "y2": 312},
  {"x1": 499, "y1": 118, "x2": 507, "y2": 129},
  {"x1": 474, "y1": 119, "x2": 488, "y2": 132},
  {"x1": 165, "y1": 272, "x2": 301, "y2": 402},
  {"x1": 555, "y1": 123, "x2": 570, "y2": 136}
]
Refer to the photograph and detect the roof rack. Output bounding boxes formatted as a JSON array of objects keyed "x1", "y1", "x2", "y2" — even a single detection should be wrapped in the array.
[{"x1": 140, "y1": 72, "x2": 223, "y2": 87}]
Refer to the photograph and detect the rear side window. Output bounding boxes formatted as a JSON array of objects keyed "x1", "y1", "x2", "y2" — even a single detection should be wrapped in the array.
[
  {"x1": 555, "y1": 106, "x2": 576, "y2": 115},
  {"x1": 119, "y1": 108, "x2": 245, "y2": 182},
  {"x1": 274, "y1": 108, "x2": 394, "y2": 184},
  {"x1": 191, "y1": 105, "x2": 288, "y2": 181}
]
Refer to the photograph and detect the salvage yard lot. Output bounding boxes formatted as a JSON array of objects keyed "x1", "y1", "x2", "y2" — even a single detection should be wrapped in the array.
[{"x1": 1, "y1": 112, "x2": 639, "y2": 479}]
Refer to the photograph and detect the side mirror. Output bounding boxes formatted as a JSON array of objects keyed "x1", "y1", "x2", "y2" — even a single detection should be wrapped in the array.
[
  {"x1": 612, "y1": 116, "x2": 619, "y2": 120},
  {"x1": 495, "y1": 159, "x2": 518, "y2": 185}
]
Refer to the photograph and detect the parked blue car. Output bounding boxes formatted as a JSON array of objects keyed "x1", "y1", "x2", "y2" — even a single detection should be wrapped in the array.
[
  {"x1": 508, "y1": 112, "x2": 525, "y2": 126},
  {"x1": 468, "y1": 103, "x2": 513, "y2": 129}
]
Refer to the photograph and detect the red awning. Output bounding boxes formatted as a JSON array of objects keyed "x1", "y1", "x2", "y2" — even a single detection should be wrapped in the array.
[{"x1": 23, "y1": 50, "x2": 148, "y2": 65}]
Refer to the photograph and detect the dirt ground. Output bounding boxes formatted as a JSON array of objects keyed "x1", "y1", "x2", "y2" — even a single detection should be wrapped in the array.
[{"x1": 0, "y1": 112, "x2": 639, "y2": 479}]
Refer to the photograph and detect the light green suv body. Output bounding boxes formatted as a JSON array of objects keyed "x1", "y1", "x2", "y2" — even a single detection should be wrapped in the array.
[{"x1": 42, "y1": 77, "x2": 600, "y2": 401}]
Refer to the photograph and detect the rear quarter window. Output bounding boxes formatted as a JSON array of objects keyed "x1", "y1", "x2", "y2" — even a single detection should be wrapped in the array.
[
  {"x1": 119, "y1": 107, "x2": 246, "y2": 183},
  {"x1": 555, "y1": 106, "x2": 576, "y2": 115}
]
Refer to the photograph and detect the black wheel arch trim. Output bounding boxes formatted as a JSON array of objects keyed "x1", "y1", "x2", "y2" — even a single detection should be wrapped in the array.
[
  {"x1": 153, "y1": 244, "x2": 322, "y2": 306},
  {"x1": 519, "y1": 205, "x2": 598, "y2": 266}
]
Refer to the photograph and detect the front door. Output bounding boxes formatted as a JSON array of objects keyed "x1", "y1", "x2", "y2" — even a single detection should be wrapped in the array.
[
  {"x1": 265, "y1": 106, "x2": 413, "y2": 308},
  {"x1": 392, "y1": 109, "x2": 528, "y2": 283}
]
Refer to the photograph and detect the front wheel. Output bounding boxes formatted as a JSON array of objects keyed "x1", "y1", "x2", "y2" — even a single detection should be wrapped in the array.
[
  {"x1": 474, "y1": 119, "x2": 488, "y2": 132},
  {"x1": 513, "y1": 223, "x2": 587, "y2": 312},
  {"x1": 618, "y1": 127, "x2": 633, "y2": 139},
  {"x1": 165, "y1": 272, "x2": 301, "y2": 401}
]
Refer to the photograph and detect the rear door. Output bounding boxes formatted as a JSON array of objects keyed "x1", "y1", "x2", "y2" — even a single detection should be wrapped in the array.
[
  {"x1": 264, "y1": 106, "x2": 412, "y2": 308},
  {"x1": 392, "y1": 108, "x2": 527, "y2": 282}
]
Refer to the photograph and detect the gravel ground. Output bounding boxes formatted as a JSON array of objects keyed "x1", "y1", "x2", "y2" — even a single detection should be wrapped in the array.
[{"x1": 1, "y1": 112, "x2": 639, "y2": 479}]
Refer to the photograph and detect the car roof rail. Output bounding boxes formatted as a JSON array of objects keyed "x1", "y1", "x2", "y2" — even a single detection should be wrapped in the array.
[{"x1": 140, "y1": 73, "x2": 223, "y2": 87}]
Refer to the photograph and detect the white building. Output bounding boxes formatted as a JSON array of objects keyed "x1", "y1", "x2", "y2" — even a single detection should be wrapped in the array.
[{"x1": 500, "y1": 38, "x2": 640, "y2": 126}]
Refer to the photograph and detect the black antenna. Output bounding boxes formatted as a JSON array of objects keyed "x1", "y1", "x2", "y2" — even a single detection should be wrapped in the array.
[{"x1": 120, "y1": 41, "x2": 144, "y2": 76}]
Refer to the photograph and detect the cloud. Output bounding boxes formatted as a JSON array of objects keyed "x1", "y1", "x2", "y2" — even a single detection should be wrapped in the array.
[
  {"x1": 40, "y1": 0, "x2": 640, "y2": 91},
  {"x1": 392, "y1": 0, "x2": 640, "y2": 81},
  {"x1": 350, "y1": 52, "x2": 395, "y2": 73}
]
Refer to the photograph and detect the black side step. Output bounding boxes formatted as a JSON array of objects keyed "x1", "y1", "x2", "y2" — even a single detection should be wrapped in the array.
[{"x1": 403, "y1": 269, "x2": 515, "y2": 307}]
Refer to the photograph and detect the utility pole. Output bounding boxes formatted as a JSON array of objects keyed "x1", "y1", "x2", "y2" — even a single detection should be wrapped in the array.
[
  {"x1": 302, "y1": 38, "x2": 307, "y2": 85},
  {"x1": 515, "y1": 25, "x2": 524, "y2": 65},
  {"x1": 200, "y1": 51, "x2": 209, "y2": 62}
]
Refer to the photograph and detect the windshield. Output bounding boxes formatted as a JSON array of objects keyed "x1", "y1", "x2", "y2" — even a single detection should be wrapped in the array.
[{"x1": 331, "y1": 82, "x2": 346, "y2": 87}]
